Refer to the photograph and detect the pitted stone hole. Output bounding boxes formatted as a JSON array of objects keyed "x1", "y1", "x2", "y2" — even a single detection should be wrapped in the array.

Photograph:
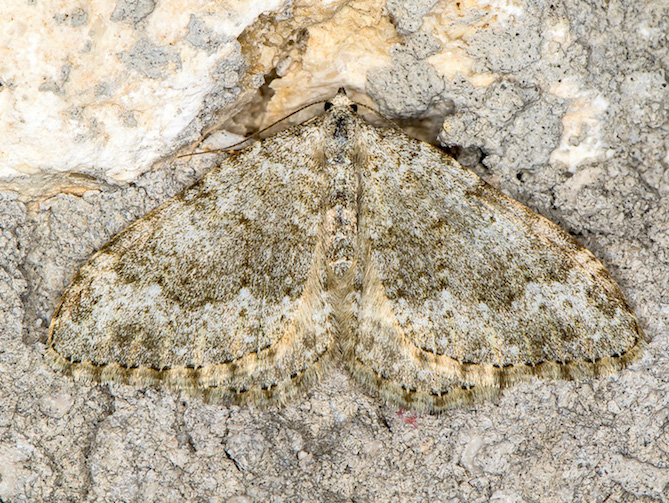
[{"x1": 222, "y1": 70, "x2": 280, "y2": 138}]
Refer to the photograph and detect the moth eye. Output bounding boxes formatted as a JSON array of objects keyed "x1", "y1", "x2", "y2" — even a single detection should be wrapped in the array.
[
  {"x1": 350, "y1": 104, "x2": 358, "y2": 113},
  {"x1": 324, "y1": 102, "x2": 334, "y2": 111}
]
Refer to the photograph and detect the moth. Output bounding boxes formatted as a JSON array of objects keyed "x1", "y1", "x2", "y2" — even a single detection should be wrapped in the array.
[{"x1": 48, "y1": 89, "x2": 643, "y2": 412}]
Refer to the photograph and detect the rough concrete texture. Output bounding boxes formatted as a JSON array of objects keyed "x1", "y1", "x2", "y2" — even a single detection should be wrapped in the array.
[{"x1": 1, "y1": 0, "x2": 668, "y2": 501}]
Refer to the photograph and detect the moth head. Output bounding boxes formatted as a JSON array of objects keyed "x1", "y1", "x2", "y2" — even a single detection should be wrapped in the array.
[{"x1": 324, "y1": 89, "x2": 359, "y2": 115}]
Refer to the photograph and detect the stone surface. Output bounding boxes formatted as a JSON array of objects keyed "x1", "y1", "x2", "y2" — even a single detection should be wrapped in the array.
[
  {"x1": 1, "y1": 0, "x2": 667, "y2": 501},
  {"x1": 1, "y1": 0, "x2": 285, "y2": 183}
]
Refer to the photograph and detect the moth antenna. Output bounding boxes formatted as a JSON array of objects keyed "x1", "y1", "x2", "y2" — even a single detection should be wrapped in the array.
[{"x1": 176, "y1": 98, "x2": 329, "y2": 159}]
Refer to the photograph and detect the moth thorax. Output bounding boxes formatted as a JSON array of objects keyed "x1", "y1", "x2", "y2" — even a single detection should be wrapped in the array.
[{"x1": 324, "y1": 164, "x2": 358, "y2": 278}]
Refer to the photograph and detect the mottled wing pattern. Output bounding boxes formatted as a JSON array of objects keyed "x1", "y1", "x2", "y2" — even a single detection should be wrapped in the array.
[
  {"x1": 48, "y1": 122, "x2": 336, "y2": 405},
  {"x1": 349, "y1": 125, "x2": 644, "y2": 411}
]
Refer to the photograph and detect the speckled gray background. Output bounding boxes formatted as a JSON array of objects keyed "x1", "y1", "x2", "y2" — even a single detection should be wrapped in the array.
[{"x1": 1, "y1": 0, "x2": 667, "y2": 501}]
